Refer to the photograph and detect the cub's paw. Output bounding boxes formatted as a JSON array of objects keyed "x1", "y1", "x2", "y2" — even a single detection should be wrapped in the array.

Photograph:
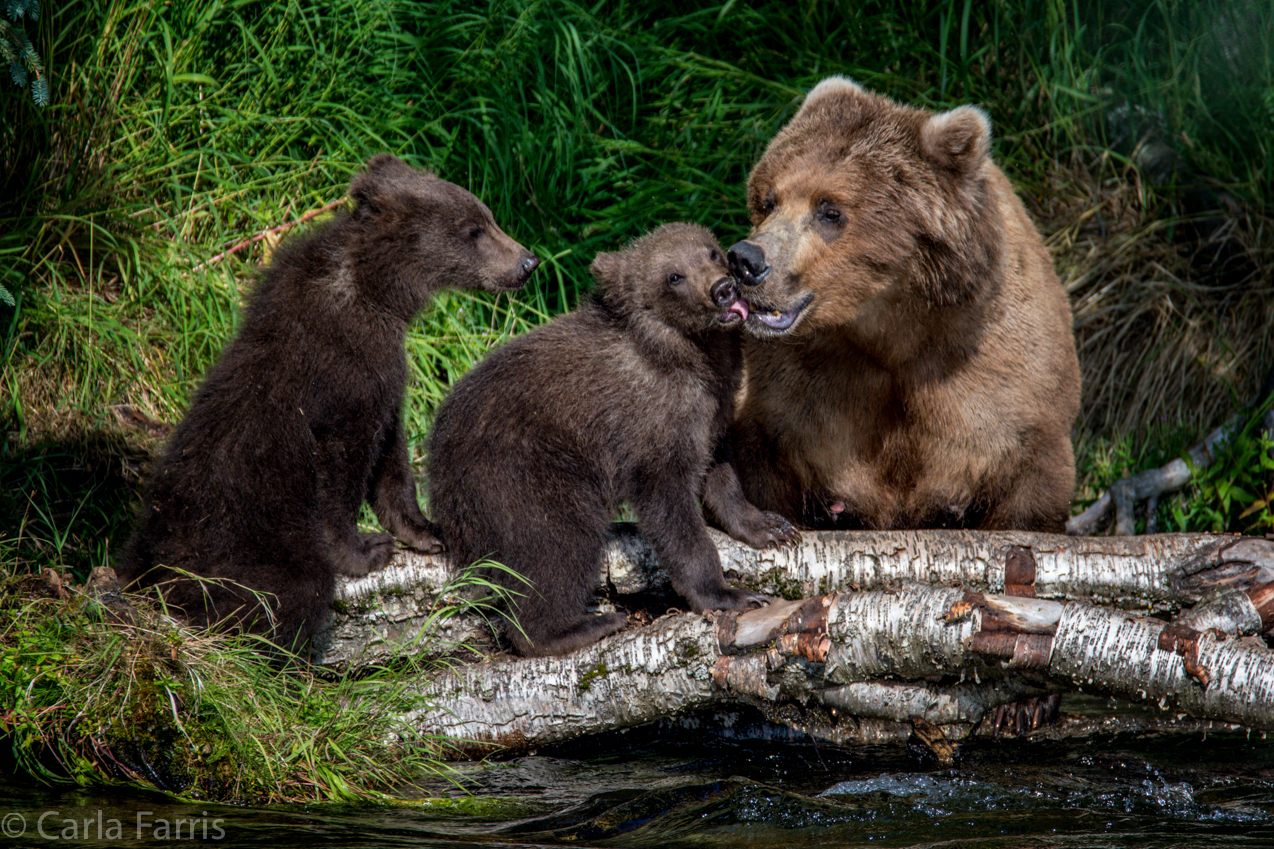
[
  {"x1": 755, "y1": 512, "x2": 801, "y2": 548},
  {"x1": 397, "y1": 526, "x2": 445, "y2": 556},
  {"x1": 391, "y1": 514, "x2": 446, "y2": 555},
  {"x1": 336, "y1": 532, "x2": 396, "y2": 576},
  {"x1": 731, "y1": 511, "x2": 802, "y2": 550},
  {"x1": 701, "y1": 586, "x2": 770, "y2": 612},
  {"x1": 514, "y1": 612, "x2": 628, "y2": 657}
]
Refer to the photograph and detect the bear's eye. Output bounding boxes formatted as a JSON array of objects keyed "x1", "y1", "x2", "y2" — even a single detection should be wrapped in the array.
[
  {"x1": 667, "y1": 273, "x2": 685, "y2": 286},
  {"x1": 758, "y1": 195, "x2": 776, "y2": 216},
  {"x1": 816, "y1": 200, "x2": 843, "y2": 225},
  {"x1": 709, "y1": 248, "x2": 721, "y2": 263},
  {"x1": 467, "y1": 225, "x2": 483, "y2": 240}
]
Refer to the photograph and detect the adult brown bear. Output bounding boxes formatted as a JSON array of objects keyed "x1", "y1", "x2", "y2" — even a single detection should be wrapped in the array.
[
  {"x1": 119, "y1": 154, "x2": 539, "y2": 652},
  {"x1": 727, "y1": 77, "x2": 1080, "y2": 533}
]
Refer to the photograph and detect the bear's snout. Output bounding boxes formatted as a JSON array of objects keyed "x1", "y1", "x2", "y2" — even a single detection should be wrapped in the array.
[
  {"x1": 711, "y1": 276, "x2": 739, "y2": 306},
  {"x1": 727, "y1": 240, "x2": 770, "y2": 286},
  {"x1": 518, "y1": 252, "x2": 541, "y2": 282}
]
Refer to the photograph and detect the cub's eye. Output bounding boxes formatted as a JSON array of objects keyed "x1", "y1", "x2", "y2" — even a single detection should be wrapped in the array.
[
  {"x1": 709, "y1": 248, "x2": 721, "y2": 263},
  {"x1": 667, "y1": 273, "x2": 685, "y2": 286},
  {"x1": 467, "y1": 225, "x2": 483, "y2": 240}
]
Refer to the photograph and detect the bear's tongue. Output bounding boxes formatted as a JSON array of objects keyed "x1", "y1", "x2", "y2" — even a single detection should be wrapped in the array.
[{"x1": 729, "y1": 299, "x2": 750, "y2": 320}]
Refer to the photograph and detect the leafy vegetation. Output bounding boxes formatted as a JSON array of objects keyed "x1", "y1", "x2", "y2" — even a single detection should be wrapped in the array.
[{"x1": 0, "y1": 562, "x2": 502, "y2": 802}]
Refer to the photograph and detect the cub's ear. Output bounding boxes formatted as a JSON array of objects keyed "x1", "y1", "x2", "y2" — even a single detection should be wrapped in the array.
[
  {"x1": 349, "y1": 153, "x2": 415, "y2": 214},
  {"x1": 589, "y1": 251, "x2": 622, "y2": 285},
  {"x1": 921, "y1": 105, "x2": 991, "y2": 174},
  {"x1": 589, "y1": 251, "x2": 631, "y2": 313}
]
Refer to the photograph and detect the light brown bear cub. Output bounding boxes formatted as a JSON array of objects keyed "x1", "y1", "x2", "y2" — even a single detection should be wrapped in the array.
[
  {"x1": 727, "y1": 77, "x2": 1080, "y2": 533},
  {"x1": 428, "y1": 223, "x2": 799, "y2": 657}
]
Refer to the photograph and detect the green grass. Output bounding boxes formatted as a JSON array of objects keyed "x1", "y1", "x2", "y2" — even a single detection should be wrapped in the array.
[{"x1": 0, "y1": 560, "x2": 508, "y2": 803}]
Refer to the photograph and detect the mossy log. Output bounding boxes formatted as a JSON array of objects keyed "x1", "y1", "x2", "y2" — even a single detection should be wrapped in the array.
[{"x1": 314, "y1": 528, "x2": 1274, "y2": 755}]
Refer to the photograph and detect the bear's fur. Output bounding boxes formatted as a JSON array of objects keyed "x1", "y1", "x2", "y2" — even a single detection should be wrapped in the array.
[
  {"x1": 119, "y1": 153, "x2": 539, "y2": 651},
  {"x1": 427, "y1": 223, "x2": 798, "y2": 657},
  {"x1": 726, "y1": 77, "x2": 1080, "y2": 533}
]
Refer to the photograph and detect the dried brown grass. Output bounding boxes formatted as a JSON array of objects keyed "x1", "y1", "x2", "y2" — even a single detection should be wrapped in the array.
[{"x1": 1041, "y1": 154, "x2": 1273, "y2": 450}]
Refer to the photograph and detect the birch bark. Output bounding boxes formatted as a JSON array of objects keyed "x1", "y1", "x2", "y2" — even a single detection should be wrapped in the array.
[{"x1": 308, "y1": 528, "x2": 1274, "y2": 755}]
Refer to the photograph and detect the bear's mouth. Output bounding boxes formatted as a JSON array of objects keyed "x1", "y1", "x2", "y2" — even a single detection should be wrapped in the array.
[
  {"x1": 718, "y1": 298, "x2": 750, "y2": 324},
  {"x1": 744, "y1": 293, "x2": 813, "y2": 334},
  {"x1": 712, "y1": 277, "x2": 750, "y2": 325}
]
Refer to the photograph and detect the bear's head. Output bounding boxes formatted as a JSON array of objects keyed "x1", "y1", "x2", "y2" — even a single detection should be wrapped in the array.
[
  {"x1": 590, "y1": 223, "x2": 749, "y2": 337},
  {"x1": 728, "y1": 77, "x2": 1001, "y2": 342},
  {"x1": 348, "y1": 154, "x2": 539, "y2": 308}
]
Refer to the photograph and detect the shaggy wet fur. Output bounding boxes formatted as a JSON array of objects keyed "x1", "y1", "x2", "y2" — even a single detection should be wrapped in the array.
[
  {"x1": 119, "y1": 154, "x2": 539, "y2": 651},
  {"x1": 428, "y1": 224, "x2": 798, "y2": 657}
]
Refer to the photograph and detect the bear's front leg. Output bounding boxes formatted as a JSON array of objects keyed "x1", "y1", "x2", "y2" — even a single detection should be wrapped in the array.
[
  {"x1": 332, "y1": 531, "x2": 397, "y2": 577},
  {"x1": 370, "y1": 415, "x2": 445, "y2": 554},
  {"x1": 702, "y1": 459, "x2": 802, "y2": 549},
  {"x1": 633, "y1": 483, "x2": 770, "y2": 612}
]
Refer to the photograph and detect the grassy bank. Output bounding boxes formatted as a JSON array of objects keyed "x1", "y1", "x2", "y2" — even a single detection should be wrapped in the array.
[
  {"x1": 0, "y1": 567, "x2": 473, "y2": 803},
  {"x1": 0, "y1": 0, "x2": 1271, "y2": 794}
]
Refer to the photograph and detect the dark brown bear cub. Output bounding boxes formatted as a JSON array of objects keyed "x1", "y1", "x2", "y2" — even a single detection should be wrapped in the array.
[
  {"x1": 119, "y1": 153, "x2": 539, "y2": 652},
  {"x1": 427, "y1": 223, "x2": 799, "y2": 657}
]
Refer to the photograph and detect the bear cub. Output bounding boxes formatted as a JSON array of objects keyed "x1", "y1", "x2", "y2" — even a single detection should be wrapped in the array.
[
  {"x1": 427, "y1": 223, "x2": 799, "y2": 657},
  {"x1": 119, "y1": 153, "x2": 539, "y2": 652}
]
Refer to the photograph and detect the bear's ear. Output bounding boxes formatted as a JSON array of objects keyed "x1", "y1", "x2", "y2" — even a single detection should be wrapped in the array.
[
  {"x1": 590, "y1": 252, "x2": 632, "y2": 313},
  {"x1": 795, "y1": 75, "x2": 867, "y2": 119},
  {"x1": 349, "y1": 154, "x2": 415, "y2": 214},
  {"x1": 590, "y1": 251, "x2": 622, "y2": 286},
  {"x1": 921, "y1": 105, "x2": 991, "y2": 174}
]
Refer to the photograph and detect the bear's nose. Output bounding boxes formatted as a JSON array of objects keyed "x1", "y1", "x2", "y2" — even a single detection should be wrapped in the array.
[
  {"x1": 710, "y1": 277, "x2": 739, "y2": 306},
  {"x1": 520, "y1": 253, "x2": 540, "y2": 280},
  {"x1": 727, "y1": 241, "x2": 770, "y2": 286}
]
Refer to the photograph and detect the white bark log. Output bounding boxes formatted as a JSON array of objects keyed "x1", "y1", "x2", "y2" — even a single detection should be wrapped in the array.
[
  {"x1": 316, "y1": 529, "x2": 1274, "y2": 673},
  {"x1": 403, "y1": 612, "x2": 720, "y2": 755},
  {"x1": 306, "y1": 529, "x2": 1274, "y2": 754},
  {"x1": 607, "y1": 525, "x2": 1274, "y2": 613},
  {"x1": 396, "y1": 583, "x2": 1274, "y2": 755},
  {"x1": 1049, "y1": 603, "x2": 1274, "y2": 728},
  {"x1": 818, "y1": 679, "x2": 1033, "y2": 728}
]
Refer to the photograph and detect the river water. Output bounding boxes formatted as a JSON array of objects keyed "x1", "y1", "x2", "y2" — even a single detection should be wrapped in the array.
[{"x1": 4, "y1": 706, "x2": 1274, "y2": 848}]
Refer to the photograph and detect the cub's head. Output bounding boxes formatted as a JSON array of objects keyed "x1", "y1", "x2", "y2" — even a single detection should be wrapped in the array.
[
  {"x1": 591, "y1": 223, "x2": 749, "y2": 335},
  {"x1": 728, "y1": 77, "x2": 1000, "y2": 340},
  {"x1": 348, "y1": 154, "x2": 539, "y2": 299}
]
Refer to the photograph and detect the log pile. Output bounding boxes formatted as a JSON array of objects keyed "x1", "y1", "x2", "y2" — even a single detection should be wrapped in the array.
[{"x1": 313, "y1": 527, "x2": 1274, "y2": 757}]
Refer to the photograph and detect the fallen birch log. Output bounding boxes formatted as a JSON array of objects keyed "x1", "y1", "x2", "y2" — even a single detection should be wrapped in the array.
[
  {"x1": 316, "y1": 527, "x2": 1274, "y2": 670},
  {"x1": 406, "y1": 582, "x2": 1274, "y2": 756},
  {"x1": 311, "y1": 528, "x2": 1274, "y2": 756}
]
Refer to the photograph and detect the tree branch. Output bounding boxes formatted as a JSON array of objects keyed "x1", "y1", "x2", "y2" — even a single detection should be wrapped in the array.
[{"x1": 1068, "y1": 363, "x2": 1274, "y2": 536}]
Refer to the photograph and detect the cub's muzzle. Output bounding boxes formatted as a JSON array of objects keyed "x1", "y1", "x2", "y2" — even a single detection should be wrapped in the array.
[
  {"x1": 711, "y1": 276, "x2": 750, "y2": 323},
  {"x1": 711, "y1": 276, "x2": 739, "y2": 307},
  {"x1": 517, "y1": 252, "x2": 541, "y2": 284}
]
